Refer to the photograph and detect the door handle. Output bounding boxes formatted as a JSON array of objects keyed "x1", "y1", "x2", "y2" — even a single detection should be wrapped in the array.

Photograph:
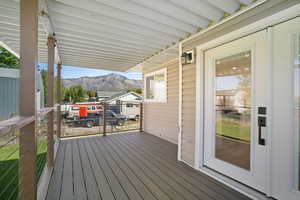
[{"x1": 258, "y1": 116, "x2": 266, "y2": 145}]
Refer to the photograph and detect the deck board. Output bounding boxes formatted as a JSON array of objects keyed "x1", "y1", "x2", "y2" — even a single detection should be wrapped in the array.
[
  {"x1": 77, "y1": 140, "x2": 102, "y2": 200},
  {"x1": 60, "y1": 142, "x2": 73, "y2": 200},
  {"x1": 99, "y1": 137, "x2": 171, "y2": 200},
  {"x1": 46, "y1": 132, "x2": 251, "y2": 200},
  {"x1": 128, "y1": 133, "x2": 250, "y2": 200},
  {"x1": 116, "y1": 134, "x2": 231, "y2": 200},
  {"x1": 120, "y1": 133, "x2": 250, "y2": 200},
  {"x1": 84, "y1": 139, "x2": 115, "y2": 200},
  {"x1": 92, "y1": 138, "x2": 157, "y2": 200},
  {"x1": 109, "y1": 135, "x2": 203, "y2": 200},
  {"x1": 72, "y1": 140, "x2": 87, "y2": 200},
  {"x1": 46, "y1": 142, "x2": 65, "y2": 200}
]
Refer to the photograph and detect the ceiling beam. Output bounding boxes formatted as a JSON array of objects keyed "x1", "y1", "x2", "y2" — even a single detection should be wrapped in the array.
[
  {"x1": 237, "y1": 0, "x2": 253, "y2": 6},
  {"x1": 0, "y1": 38, "x2": 19, "y2": 57},
  {"x1": 58, "y1": 52, "x2": 141, "y2": 63},
  {"x1": 57, "y1": 41, "x2": 152, "y2": 58},
  {"x1": 52, "y1": 21, "x2": 173, "y2": 49},
  {"x1": 207, "y1": 0, "x2": 240, "y2": 14},
  {"x1": 130, "y1": 0, "x2": 210, "y2": 28},
  {"x1": 52, "y1": 36, "x2": 156, "y2": 55},
  {"x1": 58, "y1": 46, "x2": 147, "y2": 60},
  {"x1": 169, "y1": 0, "x2": 224, "y2": 21},
  {"x1": 54, "y1": 0, "x2": 188, "y2": 38},
  {"x1": 53, "y1": 29, "x2": 163, "y2": 51},
  {"x1": 48, "y1": 1, "x2": 186, "y2": 39},
  {"x1": 95, "y1": 0, "x2": 197, "y2": 33}
]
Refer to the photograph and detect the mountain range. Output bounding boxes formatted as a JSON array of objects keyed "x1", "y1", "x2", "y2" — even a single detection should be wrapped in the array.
[{"x1": 62, "y1": 73, "x2": 142, "y2": 92}]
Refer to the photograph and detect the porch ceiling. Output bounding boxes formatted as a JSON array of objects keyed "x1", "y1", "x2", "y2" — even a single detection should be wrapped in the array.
[{"x1": 0, "y1": 0, "x2": 255, "y2": 71}]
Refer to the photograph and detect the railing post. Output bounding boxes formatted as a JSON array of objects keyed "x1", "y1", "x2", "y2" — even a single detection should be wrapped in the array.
[
  {"x1": 57, "y1": 63, "x2": 62, "y2": 138},
  {"x1": 103, "y1": 102, "x2": 107, "y2": 136},
  {"x1": 140, "y1": 102, "x2": 143, "y2": 132},
  {"x1": 47, "y1": 36, "x2": 55, "y2": 168},
  {"x1": 19, "y1": 0, "x2": 38, "y2": 199}
]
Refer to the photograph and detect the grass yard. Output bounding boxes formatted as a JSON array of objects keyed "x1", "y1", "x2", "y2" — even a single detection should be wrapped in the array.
[
  {"x1": 216, "y1": 114, "x2": 251, "y2": 142},
  {"x1": 0, "y1": 139, "x2": 47, "y2": 200}
]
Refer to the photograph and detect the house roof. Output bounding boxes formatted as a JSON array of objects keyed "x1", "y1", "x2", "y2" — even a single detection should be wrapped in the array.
[
  {"x1": 97, "y1": 91, "x2": 122, "y2": 98},
  {"x1": 0, "y1": 0, "x2": 257, "y2": 71},
  {"x1": 107, "y1": 91, "x2": 142, "y2": 102}
]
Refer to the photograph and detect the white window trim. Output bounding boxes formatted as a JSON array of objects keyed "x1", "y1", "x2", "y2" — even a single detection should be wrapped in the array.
[{"x1": 144, "y1": 68, "x2": 167, "y2": 103}]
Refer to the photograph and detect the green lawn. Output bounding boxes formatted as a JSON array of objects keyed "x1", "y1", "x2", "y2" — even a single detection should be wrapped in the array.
[
  {"x1": 0, "y1": 139, "x2": 47, "y2": 200},
  {"x1": 216, "y1": 114, "x2": 251, "y2": 142}
]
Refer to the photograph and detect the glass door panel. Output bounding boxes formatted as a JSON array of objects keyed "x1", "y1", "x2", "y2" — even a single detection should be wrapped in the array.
[
  {"x1": 215, "y1": 51, "x2": 252, "y2": 170},
  {"x1": 203, "y1": 30, "x2": 267, "y2": 192}
]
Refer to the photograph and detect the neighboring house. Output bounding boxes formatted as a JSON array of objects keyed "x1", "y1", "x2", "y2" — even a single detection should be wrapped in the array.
[
  {"x1": 216, "y1": 89, "x2": 250, "y2": 113},
  {"x1": 0, "y1": 68, "x2": 44, "y2": 120},
  {"x1": 0, "y1": 68, "x2": 19, "y2": 120},
  {"x1": 106, "y1": 91, "x2": 142, "y2": 104},
  {"x1": 106, "y1": 91, "x2": 142, "y2": 120},
  {"x1": 96, "y1": 91, "x2": 122, "y2": 102}
]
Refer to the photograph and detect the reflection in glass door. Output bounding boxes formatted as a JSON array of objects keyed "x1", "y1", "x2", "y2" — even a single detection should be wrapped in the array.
[{"x1": 215, "y1": 51, "x2": 252, "y2": 170}]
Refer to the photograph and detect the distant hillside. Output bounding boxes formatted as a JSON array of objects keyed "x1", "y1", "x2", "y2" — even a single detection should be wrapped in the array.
[{"x1": 63, "y1": 73, "x2": 142, "y2": 92}]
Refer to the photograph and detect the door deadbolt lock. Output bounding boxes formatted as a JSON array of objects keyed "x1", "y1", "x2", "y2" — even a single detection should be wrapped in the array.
[{"x1": 258, "y1": 116, "x2": 266, "y2": 145}]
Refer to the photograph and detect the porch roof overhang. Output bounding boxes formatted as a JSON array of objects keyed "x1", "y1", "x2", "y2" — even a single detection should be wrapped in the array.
[{"x1": 0, "y1": 0, "x2": 257, "y2": 71}]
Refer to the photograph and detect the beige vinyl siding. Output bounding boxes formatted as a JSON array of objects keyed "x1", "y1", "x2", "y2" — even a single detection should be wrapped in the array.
[
  {"x1": 181, "y1": 63, "x2": 196, "y2": 165},
  {"x1": 179, "y1": 0, "x2": 299, "y2": 167},
  {"x1": 143, "y1": 59, "x2": 179, "y2": 144}
]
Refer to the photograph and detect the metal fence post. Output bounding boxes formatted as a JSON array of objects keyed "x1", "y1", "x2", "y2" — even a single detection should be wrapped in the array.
[
  {"x1": 19, "y1": 0, "x2": 38, "y2": 199},
  {"x1": 103, "y1": 103, "x2": 107, "y2": 136},
  {"x1": 140, "y1": 102, "x2": 143, "y2": 132},
  {"x1": 57, "y1": 63, "x2": 62, "y2": 138},
  {"x1": 47, "y1": 36, "x2": 55, "y2": 168}
]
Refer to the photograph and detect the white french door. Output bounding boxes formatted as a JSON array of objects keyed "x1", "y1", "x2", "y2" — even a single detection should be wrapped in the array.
[
  {"x1": 203, "y1": 30, "x2": 268, "y2": 193},
  {"x1": 271, "y1": 17, "x2": 300, "y2": 200}
]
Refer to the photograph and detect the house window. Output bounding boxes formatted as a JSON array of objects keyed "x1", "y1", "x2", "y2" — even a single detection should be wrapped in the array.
[{"x1": 144, "y1": 68, "x2": 167, "y2": 102}]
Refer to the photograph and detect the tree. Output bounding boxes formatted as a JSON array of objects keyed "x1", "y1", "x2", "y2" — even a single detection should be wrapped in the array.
[
  {"x1": 63, "y1": 85, "x2": 86, "y2": 103},
  {"x1": 40, "y1": 69, "x2": 48, "y2": 105},
  {"x1": 127, "y1": 88, "x2": 142, "y2": 94},
  {"x1": 0, "y1": 46, "x2": 20, "y2": 68},
  {"x1": 87, "y1": 90, "x2": 97, "y2": 98},
  {"x1": 237, "y1": 74, "x2": 251, "y2": 107}
]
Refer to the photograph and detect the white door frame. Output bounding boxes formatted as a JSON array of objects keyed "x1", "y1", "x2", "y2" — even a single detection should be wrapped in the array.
[
  {"x1": 178, "y1": 42, "x2": 183, "y2": 161},
  {"x1": 194, "y1": 3, "x2": 300, "y2": 199}
]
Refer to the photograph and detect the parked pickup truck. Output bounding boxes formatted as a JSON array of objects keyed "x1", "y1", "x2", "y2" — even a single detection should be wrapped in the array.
[{"x1": 69, "y1": 110, "x2": 126, "y2": 128}]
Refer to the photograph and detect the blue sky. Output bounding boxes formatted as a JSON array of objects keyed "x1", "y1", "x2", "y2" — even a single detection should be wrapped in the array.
[{"x1": 38, "y1": 63, "x2": 142, "y2": 80}]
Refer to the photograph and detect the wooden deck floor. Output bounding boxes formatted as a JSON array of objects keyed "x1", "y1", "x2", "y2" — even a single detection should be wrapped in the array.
[{"x1": 46, "y1": 132, "x2": 251, "y2": 200}]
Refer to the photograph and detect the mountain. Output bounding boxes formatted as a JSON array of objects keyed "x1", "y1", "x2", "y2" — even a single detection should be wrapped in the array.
[{"x1": 62, "y1": 73, "x2": 142, "y2": 92}]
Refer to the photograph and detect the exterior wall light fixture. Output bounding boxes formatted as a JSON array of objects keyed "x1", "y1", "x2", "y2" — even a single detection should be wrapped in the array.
[{"x1": 181, "y1": 50, "x2": 194, "y2": 65}]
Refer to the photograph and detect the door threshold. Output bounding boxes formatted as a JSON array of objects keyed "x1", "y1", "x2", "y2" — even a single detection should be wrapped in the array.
[{"x1": 196, "y1": 167, "x2": 271, "y2": 200}]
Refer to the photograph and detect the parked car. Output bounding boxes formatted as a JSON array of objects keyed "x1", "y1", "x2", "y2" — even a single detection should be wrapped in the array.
[
  {"x1": 67, "y1": 104, "x2": 103, "y2": 119},
  {"x1": 70, "y1": 110, "x2": 126, "y2": 128},
  {"x1": 121, "y1": 103, "x2": 140, "y2": 121},
  {"x1": 67, "y1": 105, "x2": 80, "y2": 119}
]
